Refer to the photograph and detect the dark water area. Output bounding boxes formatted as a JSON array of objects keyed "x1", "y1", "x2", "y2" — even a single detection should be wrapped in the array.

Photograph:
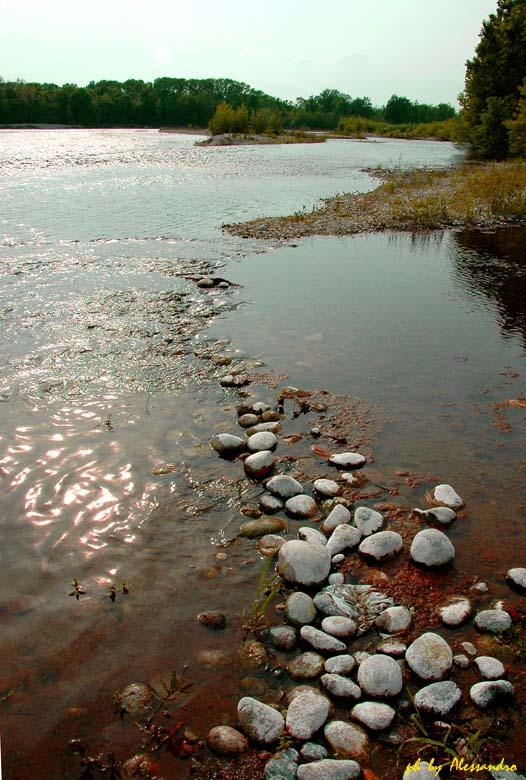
[{"x1": 1, "y1": 130, "x2": 525, "y2": 778}]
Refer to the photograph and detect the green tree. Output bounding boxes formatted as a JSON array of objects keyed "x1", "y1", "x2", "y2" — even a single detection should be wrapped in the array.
[
  {"x1": 458, "y1": 0, "x2": 526, "y2": 158},
  {"x1": 505, "y1": 80, "x2": 526, "y2": 154}
]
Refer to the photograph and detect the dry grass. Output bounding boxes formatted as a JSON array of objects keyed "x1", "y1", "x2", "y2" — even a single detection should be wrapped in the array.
[{"x1": 224, "y1": 160, "x2": 526, "y2": 239}]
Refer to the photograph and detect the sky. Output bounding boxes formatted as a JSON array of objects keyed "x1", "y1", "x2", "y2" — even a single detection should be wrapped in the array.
[{"x1": 1, "y1": 0, "x2": 498, "y2": 107}]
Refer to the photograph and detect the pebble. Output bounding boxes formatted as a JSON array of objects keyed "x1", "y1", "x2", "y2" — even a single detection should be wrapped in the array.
[
  {"x1": 328, "y1": 573, "x2": 345, "y2": 585},
  {"x1": 237, "y1": 697, "x2": 284, "y2": 744},
  {"x1": 358, "y1": 531, "x2": 403, "y2": 562},
  {"x1": 239, "y1": 640, "x2": 268, "y2": 669},
  {"x1": 431, "y1": 484, "x2": 464, "y2": 509},
  {"x1": 325, "y1": 655, "x2": 355, "y2": 675},
  {"x1": 332, "y1": 553, "x2": 345, "y2": 564},
  {"x1": 265, "y1": 749, "x2": 298, "y2": 780},
  {"x1": 285, "y1": 495, "x2": 318, "y2": 519},
  {"x1": 461, "y1": 641, "x2": 478, "y2": 656},
  {"x1": 285, "y1": 592, "x2": 317, "y2": 627},
  {"x1": 286, "y1": 689, "x2": 331, "y2": 740},
  {"x1": 470, "y1": 680, "x2": 515, "y2": 709},
  {"x1": 321, "y1": 616, "x2": 357, "y2": 638},
  {"x1": 326, "y1": 525, "x2": 361, "y2": 555},
  {"x1": 278, "y1": 540, "x2": 331, "y2": 587},
  {"x1": 266, "y1": 474, "x2": 304, "y2": 499},
  {"x1": 357, "y1": 654, "x2": 403, "y2": 697},
  {"x1": 220, "y1": 373, "x2": 249, "y2": 387},
  {"x1": 197, "y1": 648, "x2": 231, "y2": 667},
  {"x1": 414, "y1": 680, "x2": 462, "y2": 716},
  {"x1": 320, "y1": 674, "x2": 362, "y2": 700},
  {"x1": 300, "y1": 743, "x2": 328, "y2": 762},
  {"x1": 244, "y1": 450, "x2": 275, "y2": 479},
  {"x1": 438, "y1": 596, "x2": 472, "y2": 626},
  {"x1": 257, "y1": 534, "x2": 286, "y2": 557},
  {"x1": 247, "y1": 431, "x2": 278, "y2": 452},
  {"x1": 324, "y1": 720, "x2": 370, "y2": 761},
  {"x1": 269, "y1": 626, "x2": 298, "y2": 651},
  {"x1": 410, "y1": 528, "x2": 455, "y2": 567},
  {"x1": 377, "y1": 639, "x2": 407, "y2": 657},
  {"x1": 197, "y1": 277, "x2": 215, "y2": 288},
  {"x1": 375, "y1": 606, "x2": 412, "y2": 634},
  {"x1": 471, "y1": 581, "x2": 489, "y2": 593},
  {"x1": 403, "y1": 761, "x2": 442, "y2": 779},
  {"x1": 321, "y1": 505, "x2": 351, "y2": 533},
  {"x1": 295, "y1": 529, "x2": 325, "y2": 549},
  {"x1": 289, "y1": 652, "x2": 325, "y2": 680},
  {"x1": 300, "y1": 625, "x2": 347, "y2": 654},
  {"x1": 453, "y1": 654, "x2": 470, "y2": 668},
  {"x1": 239, "y1": 516, "x2": 287, "y2": 538},
  {"x1": 475, "y1": 656, "x2": 506, "y2": 680},
  {"x1": 207, "y1": 725, "x2": 248, "y2": 755},
  {"x1": 121, "y1": 683, "x2": 151, "y2": 714},
  {"x1": 507, "y1": 567, "x2": 526, "y2": 590},
  {"x1": 353, "y1": 651, "x2": 371, "y2": 665},
  {"x1": 406, "y1": 632, "x2": 453, "y2": 681},
  {"x1": 210, "y1": 433, "x2": 246, "y2": 458},
  {"x1": 310, "y1": 427, "x2": 322, "y2": 438},
  {"x1": 246, "y1": 421, "x2": 282, "y2": 435},
  {"x1": 474, "y1": 609, "x2": 512, "y2": 633},
  {"x1": 314, "y1": 479, "x2": 341, "y2": 497},
  {"x1": 238, "y1": 413, "x2": 259, "y2": 428},
  {"x1": 353, "y1": 507, "x2": 384, "y2": 536},
  {"x1": 122, "y1": 755, "x2": 159, "y2": 777},
  {"x1": 197, "y1": 611, "x2": 227, "y2": 630},
  {"x1": 297, "y1": 760, "x2": 361, "y2": 780},
  {"x1": 350, "y1": 701, "x2": 396, "y2": 731},
  {"x1": 329, "y1": 452, "x2": 367, "y2": 470},
  {"x1": 261, "y1": 410, "x2": 282, "y2": 422},
  {"x1": 414, "y1": 507, "x2": 457, "y2": 525},
  {"x1": 252, "y1": 401, "x2": 270, "y2": 414},
  {"x1": 260, "y1": 494, "x2": 284, "y2": 514}
]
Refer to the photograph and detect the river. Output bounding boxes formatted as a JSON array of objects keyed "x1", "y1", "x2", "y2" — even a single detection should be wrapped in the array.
[{"x1": 0, "y1": 129, "x2": 525, "y2": 778}]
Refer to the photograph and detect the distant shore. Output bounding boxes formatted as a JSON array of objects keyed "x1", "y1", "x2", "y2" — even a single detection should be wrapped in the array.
[{"x1": 195, "y1": 132, "x2": 328, "y2": 147}]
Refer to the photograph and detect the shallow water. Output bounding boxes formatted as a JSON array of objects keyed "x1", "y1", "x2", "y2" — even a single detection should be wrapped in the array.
[{"x1": 1, "y1": 129, "x2": 525, "y2": 778}]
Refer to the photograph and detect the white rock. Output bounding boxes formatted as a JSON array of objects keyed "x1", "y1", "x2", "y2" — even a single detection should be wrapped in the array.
[
  {"x1": 332, "y1": 554, "x2": 345, "y2": 564},
  {"x1": 314, "y1": 479, "x2": 342, "y2": 497},
  {"x1": 470, "y1": 680, "x2": 515, "y2": 709},
  {"x1": 285, "y1": 495, "x2": 318, "y2": 519},
  {"x1": 438, "y1": 596, "x2": 472, "y2": 626},
  {"x1": 278, "y1": 540, "x2": 331, "y2": 587},
  {"x1": 353, "y1": 507, "x2": 384, "y2": 536},
  {"x1": 243, "y1": 450, "x2": 275, "y2": 479},
  {"x1": 507, "y1": 567, "x2": 526, "y2": 590},
  {"x1": 353, "y1": 651, "x2": 371, "y2": 665},
  {"x1": 414, "y1": 507, "x2": 457, "y2": 525},
  {"x1": 298, "y1": 527, "x2": 328, "y2": 547},
  {"x1": 375, "y1": 606, "x2": 412, "y2": 634},
  {"x1": 377, "y1": 639, "x2": 407, "y2": 657},
  {"x1": 252, "y1": 401, "x2": 270, "y2": 414},
  {"x1": 329, "y1": 452, "x2": 366, "y2": 470},
  {"x1": 324, "y1": 720, "x2": 369, "y2": 761},
  {"x1": 321, "y1": 505, "x2": 351, "y2": 533},
  {"x1": 432, "y1": 484, "x2": 464, "y2": 509},
  {"x1": 350, "y1": 701, "x2": 396, "y2": 731},
  {"x1": 210, "y1": 433, "x2": 246, "y2": 457},
  {"x1": 359, "y1": 531, "x2": 403, "y2": 561},
  {"x1": 470, "y1": 581, "x2": 489, "y2": 593},
  {"x1": 453, "y1": 654, "x2": 470, "y2": 668},
  {"x1": 406, "y1": 633, "x2": 453, "y2": 681},
  {"x1": 300, "y1": 625, "x2": 347, "y2": 654},
  {"x1": 461, "y1": 641, "x2": 478, "y2": 656},
  {"x1": 286, "y1": 689, "x2": 331, "y2": 740},
  {"x1": 475, "y1": 609, "x2": 512, "y2": 633},
  {"x1": 246, "y1": 421, "x2": 282, "y2": 435},
  {"x1": 410, "y1": 528, "x2": 455, "y2": 567},
  {"x1": 247, "y1": 431, "x2": 278, "y2": 452},
  {"x1": 475, "y1": 656, "x2": 506, "y2": 680},
  {"x1": 237, "y1": 697, "x2": 284, "y2": 744},
  {"x1": 289, "y1": 652, "x2": 325, "y2": 680},
  {"x1": 326, "y1": 524, "x2": 361, "y2": 556},
  {"x1": 357, "y1": 654, "x2": 403, "y2": 698},
  {"x1": 266, "y1": 474, "x2": 304, "y2": 499},
  {"x1": 328, "y1": 573, "x2": 345, "y2": 585},
  {"x1": 321, "y1": 674, "x2": 361, "y2": 700},
  {"x1": 259, "y1": 494, "x2": 283, "y2": 513},
  {"x1": 285, "y1": 592, "x2": 317, "y2": 627},
  {"x1": 414, "y1": 680, "x2": 462, "y2": 716},
  {"x1": 325, "y1": 655, "x2": 355, "y2": 675},
  {"x1": 297, "y1": 759, "x2": 361, "y2": 780},
  {"x1": 321, "y1": 616, "x2": 357, "y2": 638}
]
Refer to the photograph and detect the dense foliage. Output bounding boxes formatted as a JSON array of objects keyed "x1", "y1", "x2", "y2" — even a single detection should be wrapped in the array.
[{"x1": 458, "y1": 0, "x2": 526, "y2": 158}]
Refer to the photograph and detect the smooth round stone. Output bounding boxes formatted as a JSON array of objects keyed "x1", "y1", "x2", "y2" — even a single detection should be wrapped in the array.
[
  {"x1": 328, "y1": 573, "x2": 345, "y2": 585},
  {"x1": 257, "y1": 534, "x2": 286, "y2": 557},
  {"x1": 377, "y1": 639, "x2": 407, "y2": 657},
  {"x1": 197, "y1": 611, "x2": 227, "y2": 630},
  {"x1": 324, "y1": 720, "x2": 370, "y2": 761},
  {"x1": 260, "y1": 494, "x2": 284, "y2": 514},
  {"x1": 432, "y1": 484, "x2": 464, "y2": 509},
  {"x1": 403, "y1": 761, "x2": 442, "y2": 779},
  {"x1": 350, "y1": 701, "x2": 396, "y2": 731},
  {"x1": 247, "y1": 431, "x2": 278, "y2": 452},
  {"x1": 278, "y1": 541, "x2": 331, "y2": 587},
  {"x1": 269, "y1": 626, "x2": 298, "y2": 651},
  {"x1": 297, "y1": 760, "x2": 361, "y2": 780},
  {"x1": 244, "y1": 450, "x2": 275, "y2": 479},
  {"x1": 357, "y1": 654, "x2": 403, "y2": 697},
  {"x1": 314, "y1": 479, "x2": 342, "y2": 497},
  {"x1": 507, "y1": 567, "x2": 526, "y2": 590},
  {"x1": 286, "y1": 689, "x2": 331, "y2": 740},
  {"x1": 300, "y1": 625, "x2": 347, "y2": 654},
  {"x1": 414, "y1": 507, "x2": 457, "y2": 525},
  {"x1": 239, "y1": 640, "x2": 268, "y2": 669},
  {"x1": 121, "y1": 682, "x2": 151, "y2": 714},
  {"x1": 406, "y1": 632, "x2": 453, "y2": 681},
  {"x1": 197, "y1": 277, "x2": 215, "y2": 288},
  {"x1": 252, "y1": 401, "x2": 270, "y2": 414},
  {"x1": 461, "y1": 641, "x2": 478, "y2": 656},
  {"x1": 474, "y1": 656, "x2": 506, "y2": 679},
  {"x1": 359, "y1": 531, "x2": 403, "y2": 562},
  {"x1": 238, "y1": 413, "x2": 259, "y2": 428},
  {"x1": 266, "y1": 474, "x2": 304, "y2": 499},
  {"x1": 470, "y1": 680, "x2": 515, "y2": 709},
  {"x1": 474, "y1": 609, "x2": 512, "y2": 633},
  {"x1": 414, "y1": 680, "x2": 462, "y2": 716},
  {"x1": 321, "y1": 505, "x2": 351, "y2": 533},
  {"x1": 239, "y1": 516, "x2": 287, "y2": 538},
  {"x1": 325, "y1": 655, "x2": 355, "y2": 675},
  {"x1": 285, "y1": 592, "x2": 317, "y2": 627},
  {"x1": 438, "y1": 596, "x2": 472, "y2": 626},
  {"x1": 265, "y1": 749, "x2": 298, "y2": 780},
  {"x1": 332, "y1": 554, "x2": 345, "y2": 564},
  {"x1": 410, "y1": 528, "x2": 455, "y2": 567},
  {"x1": 320, "y1": 674, "x2": 361, "y2": 700},
  {"x1": 285, "y1": 495, "x2": 318, "y2": 519},
  {"x1": 210, "y1": 433, "x2": 246, "y2": 458},
  {"x1": 289, "y1": 652, "x2": 325, "y2": 680},
  {"x1": 453, "y1": 654, "x2": 470, "y2": 669},
  {"x1": 375, "y1": 606, "x2": 412, "y2": 634},
  {"x1": 326, "y1": 525, "x2": 361, "y2": 556},
  {"x1": 300, "y1": 743, "x2": 328, "y2": 762},
  {"x1": 329, "y1": 452, "x2": 366, "y2": 470},
  {"x1": 321, "y1": 616, "x2": 357, "y2": 638},
  {"x1": 237, "y1": 697, "x2": 284, "y2": 744},
  {"x1": 261, "y1": 410, "x2": 282, "y2": 422},
  {"x1": 299, "y1": 527, "x2": 327, "y2": 547},
  {"x1": 207, "y1": 725, "x2": 248, "y2": 755},
  {"x1": 353, "y1": 507, "x2": 384, "y2": 536},
  {"x1": 246, "y1": 421, "x2": 282, "y2": 435}
]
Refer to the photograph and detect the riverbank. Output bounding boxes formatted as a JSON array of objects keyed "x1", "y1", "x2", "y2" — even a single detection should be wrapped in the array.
[
  {"x1": 224, "y1": 160, "x2": 526, "y2": 239},
  {"x1": 196, "y1": 132, "x2": 328, "y2": 146}
]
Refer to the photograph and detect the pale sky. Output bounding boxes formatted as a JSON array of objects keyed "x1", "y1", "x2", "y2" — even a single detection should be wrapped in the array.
[{"x1": 1, "y1": 0, "x2": 498, "y2": 106}]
